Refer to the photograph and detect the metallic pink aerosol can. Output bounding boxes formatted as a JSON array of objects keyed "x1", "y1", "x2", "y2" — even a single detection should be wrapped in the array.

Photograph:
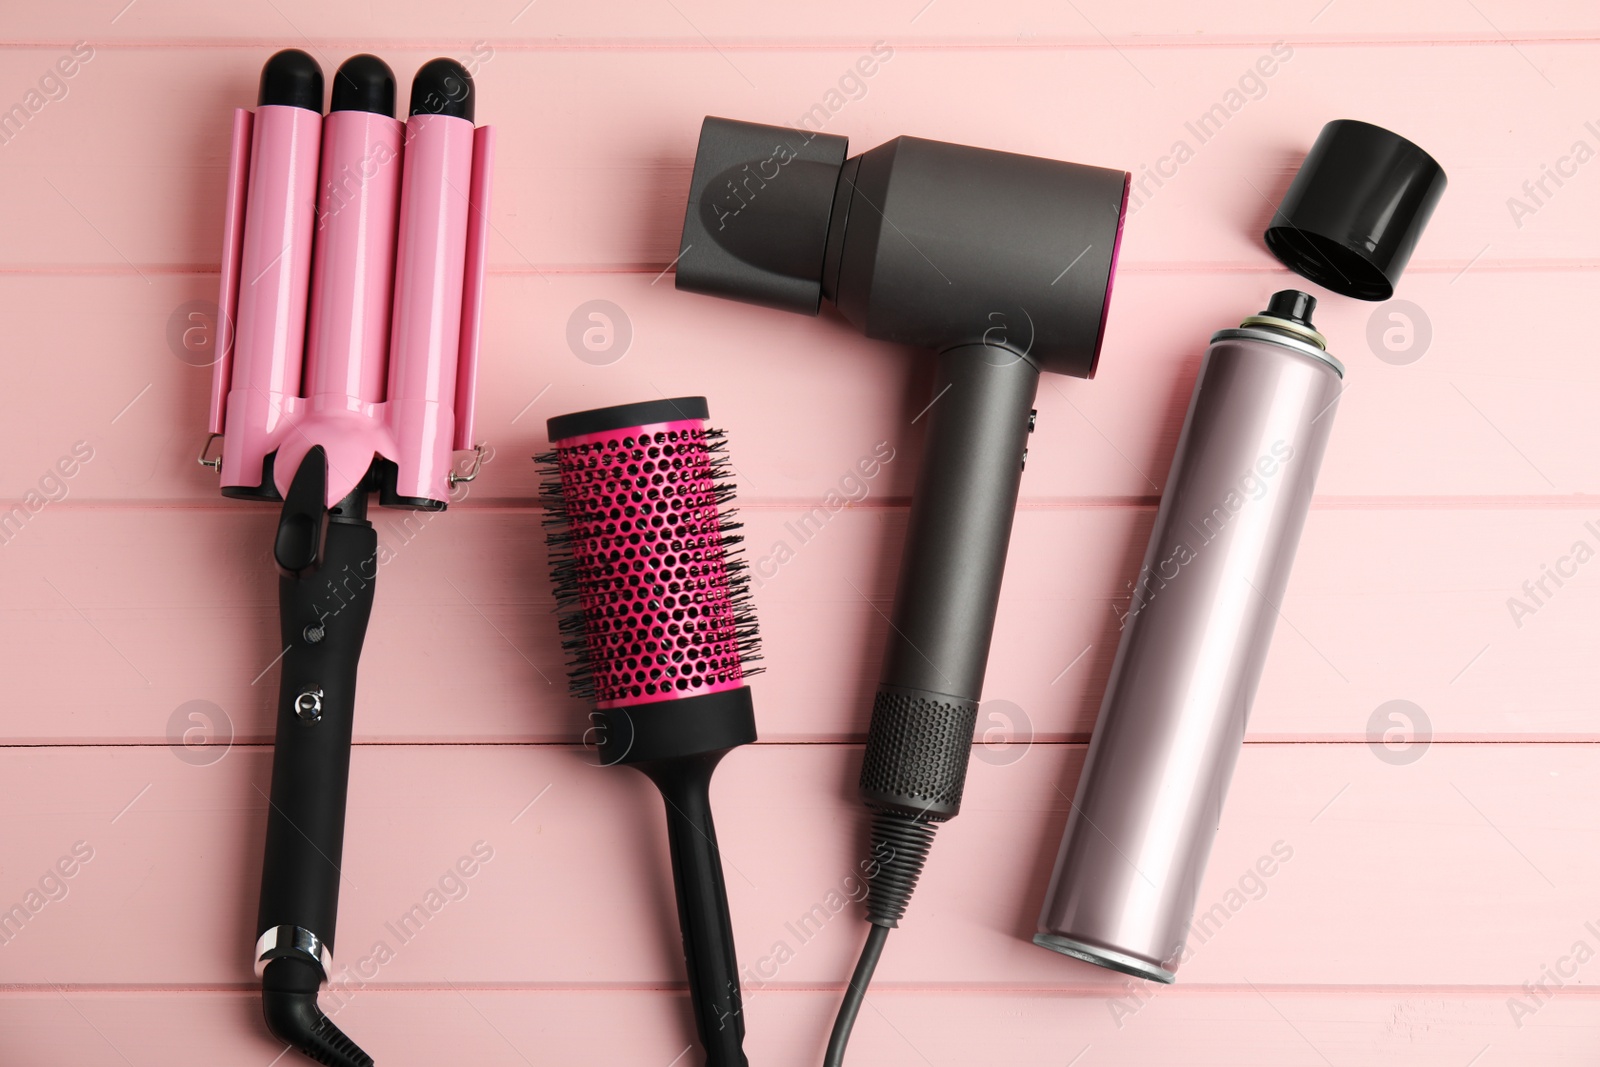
[{"x1": 1035, "y1": 290, "x2": 1342, "y2": 982}]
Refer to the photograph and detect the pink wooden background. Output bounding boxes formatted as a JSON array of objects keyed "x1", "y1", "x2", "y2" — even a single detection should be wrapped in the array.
[{"x1": 3, "y1": 2, "x2": 1599, "y2": 1064}]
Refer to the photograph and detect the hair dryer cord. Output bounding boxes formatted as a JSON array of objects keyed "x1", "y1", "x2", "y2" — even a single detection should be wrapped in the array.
[
  {"x1": 824, "y1": 811, "x2": 938, "y2": 1066},
  {"x1": 824, "y1": 924, "x2": 888, "y2": 1067}
]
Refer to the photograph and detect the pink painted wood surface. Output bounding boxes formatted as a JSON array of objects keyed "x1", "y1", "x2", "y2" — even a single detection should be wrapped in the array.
[
  {"x1": 8, "y1": 1, "x2": 1600, "y2": 45},
  {"x1": 0, "y1": 506, "x2": 1595, "y2": 743},
  {"x1": 2, "y1": 4, "x2": 1597, "y2": 1065},
  {"x1": 0, "y1": 46, "x2": 1596, "y2": 273},
  {"x1": 2, "y1": 269, "x2": 1596, "y2": 503},
  {"x1": 5, "y1": 990, "x2": 1596, "y2": 1067},
  {"x1": 0, "y1": 744, "x2": 1588, "y2": 989}
]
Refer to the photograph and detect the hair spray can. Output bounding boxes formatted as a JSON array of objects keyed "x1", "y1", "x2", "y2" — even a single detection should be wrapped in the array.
[{"x1": 1035, "y1": 290, "x2": 1342, "y2": 982}]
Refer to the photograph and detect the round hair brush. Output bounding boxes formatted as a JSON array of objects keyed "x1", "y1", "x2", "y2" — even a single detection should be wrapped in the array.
[{"x1": 538, "y1": 396, "x2": 759, "y2": 1067}]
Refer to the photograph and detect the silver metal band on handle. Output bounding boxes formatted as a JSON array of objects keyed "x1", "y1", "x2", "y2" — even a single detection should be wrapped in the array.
[{"x1": 255, "y1": 924, "x2": 333, "y2": 979}]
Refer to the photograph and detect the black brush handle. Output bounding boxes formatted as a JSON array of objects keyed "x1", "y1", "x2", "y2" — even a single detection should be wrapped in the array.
[
  {"x1": 608, "y1": 691, "x2": 757, "y2": 1067},
  {"x1": 859, "y1": 343, "x2": 1039, "y2": 820},
  {"x1": 643, "y1": 754, "x2": 748, "y2": 1067}
]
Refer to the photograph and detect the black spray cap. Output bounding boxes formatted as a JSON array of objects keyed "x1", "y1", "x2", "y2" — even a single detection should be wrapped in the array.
[
  {"x1": 676, "y1": 116, "x2": 849, "y2": 315},
  {"x1": 330, "y1": 54, "x2": 396, "y2": 117},
  {"x1": 1264, "y1": 119, "x2": 1446, "y2": 301},
  {"x1": 411, "y1": 58, "x2": 475, "y2": 122},
  {"x1": 258, "y1": 49, "x2": 323, "y2": 111}
]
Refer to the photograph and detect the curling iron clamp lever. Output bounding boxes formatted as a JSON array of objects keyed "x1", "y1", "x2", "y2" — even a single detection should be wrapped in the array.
[
  {"x1": 197, "y1": 432, "x2": 223, "y2": 472},
  {"x1": 448, "y1": 443, "x2": 485, "y2": 487},
  {"x1": 273, "y1": 448, "x2": 330, "y2": 578}
]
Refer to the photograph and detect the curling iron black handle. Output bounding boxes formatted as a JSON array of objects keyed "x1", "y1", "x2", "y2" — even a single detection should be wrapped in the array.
[
  {"x1": 859, "y1": 343, "x2": 1039, "y2": 820},
  {"x1": 256, "y1": 515, "x2": 377, "y2": 954},
  {"x1": 643, "y1": 755, "x2": 748, "y2": 1067}
]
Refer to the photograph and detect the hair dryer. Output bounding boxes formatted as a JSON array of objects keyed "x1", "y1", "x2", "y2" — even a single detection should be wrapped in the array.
[{"x1": 675, "y1": 116, "x2": 1129, "y2": 1064}]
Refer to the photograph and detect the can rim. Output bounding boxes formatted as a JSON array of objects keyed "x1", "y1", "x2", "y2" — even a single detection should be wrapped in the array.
[
  {"x1": 1209, "y1": 326, "x2": 1346, "y2": 378},
  {"x1": 1032, "y1": 931, "x2": 1177, "y2": 984}
]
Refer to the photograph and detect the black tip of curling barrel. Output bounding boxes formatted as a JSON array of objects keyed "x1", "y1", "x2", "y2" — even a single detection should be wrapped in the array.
[
  {"x1": 258, "y1": 49, "x2": 323, "y2": 111},
  {"x1": 330, "y1": 54, "x2": 397, "y2": 117},
  {"x1": 410, "y1": 58, "x2": 474, "y2": 122}
]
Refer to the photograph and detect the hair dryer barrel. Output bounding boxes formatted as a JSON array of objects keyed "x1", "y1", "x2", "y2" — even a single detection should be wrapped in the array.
[{"x1": 1036, "y1": 293, "x2": 1343, "y2": 982}]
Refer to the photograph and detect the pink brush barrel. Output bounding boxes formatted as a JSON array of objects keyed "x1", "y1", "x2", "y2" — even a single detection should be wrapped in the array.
[
  {"x1": 385, "y1": 113, "x2": 487, "y2": 503},
  {"x1": 213, "y1": 103, "x2": 321, "y2": 491},
  {"x1": 548, "y1": 417, "x2": 746, "y2": 709}
]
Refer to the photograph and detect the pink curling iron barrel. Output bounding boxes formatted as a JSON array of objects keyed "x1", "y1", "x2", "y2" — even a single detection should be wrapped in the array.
[{"x1": 205, "y1": 49, "x2": 492, "y2": 1066}]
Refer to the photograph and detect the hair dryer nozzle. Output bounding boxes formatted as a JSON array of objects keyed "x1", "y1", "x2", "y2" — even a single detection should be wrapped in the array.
[
  {"x1": 677, "y1": 115, "x2": 1131, "y2": 379},
  {"x1": 677, "y1": 117, "x2": 849, "y2": 315}
]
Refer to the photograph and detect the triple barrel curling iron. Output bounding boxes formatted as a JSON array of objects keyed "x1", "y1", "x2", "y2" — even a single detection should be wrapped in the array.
[{"x1": 205, "y1": 49, "x2": 493, "y2": 1065}]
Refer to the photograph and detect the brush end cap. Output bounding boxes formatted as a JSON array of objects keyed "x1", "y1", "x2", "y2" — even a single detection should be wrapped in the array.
[{"x1": 547, "y1": 396, "x2": 709, "y2": 443}]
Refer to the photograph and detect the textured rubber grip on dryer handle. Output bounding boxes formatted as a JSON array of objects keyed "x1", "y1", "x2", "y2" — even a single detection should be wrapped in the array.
[{"x1": 857, "y1": 343, "x2": 1039, "y2": 821}]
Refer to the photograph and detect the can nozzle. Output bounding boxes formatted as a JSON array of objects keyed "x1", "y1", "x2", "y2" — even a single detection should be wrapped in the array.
[
  {"x1": 1265, "y1": 289, "x2": 1316, "y2": 326},
  {"x1": 1240, "y1": 289, "x2": 1326, "y2": 350}
]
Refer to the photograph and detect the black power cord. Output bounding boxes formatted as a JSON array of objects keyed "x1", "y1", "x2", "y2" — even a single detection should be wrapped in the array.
[
  {"x1": 824, "y1": 925, "x2": 888, "y2": 1067},
  {"x1": 824, "y1": 811, "x2": 939, "y2": 1066}
]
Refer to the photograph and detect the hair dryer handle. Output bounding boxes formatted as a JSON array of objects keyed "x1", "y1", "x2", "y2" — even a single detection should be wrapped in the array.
[
  {"x1": 643, "y1": 755, "x2": 749, "y2": 1067},
  {"x1": 859, "y1": 343, "x2": 1039, "y2": 820}
]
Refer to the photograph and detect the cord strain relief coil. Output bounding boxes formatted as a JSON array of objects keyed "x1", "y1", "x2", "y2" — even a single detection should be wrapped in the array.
[{"x1": 865, "y1": 810, "x2": 938, "y2": 928}]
